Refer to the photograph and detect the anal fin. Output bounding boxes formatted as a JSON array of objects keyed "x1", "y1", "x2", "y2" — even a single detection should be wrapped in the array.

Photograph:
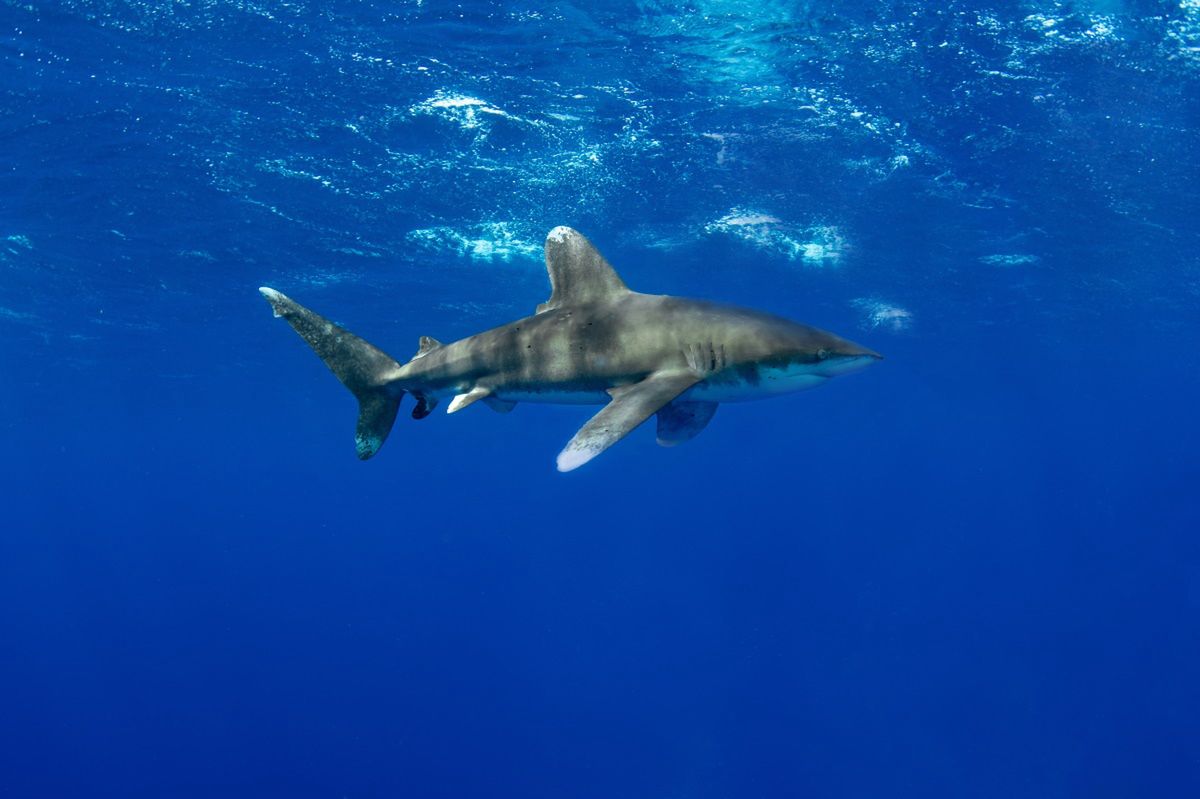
[{"x1": 412, "y1": 393, "x2": 439, "y2": 419}]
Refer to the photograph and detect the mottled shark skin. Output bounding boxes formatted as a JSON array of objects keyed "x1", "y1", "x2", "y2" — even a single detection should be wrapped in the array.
[{"x1": 259, "y1": 226, "x2": 881, "y2": 471}]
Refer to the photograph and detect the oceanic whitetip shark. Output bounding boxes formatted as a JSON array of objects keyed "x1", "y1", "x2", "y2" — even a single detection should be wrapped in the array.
[{"x1": 259, "y1": 226, "x2": 881, "y2": 472}]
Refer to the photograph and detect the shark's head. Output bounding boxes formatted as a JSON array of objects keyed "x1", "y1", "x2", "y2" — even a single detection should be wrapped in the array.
[
  {"x1": 717, "y1": 312, "x2": 882, "y2": 397},
  {"x1": 804, "y1": 331, "x2": 883, "y2": 378}
]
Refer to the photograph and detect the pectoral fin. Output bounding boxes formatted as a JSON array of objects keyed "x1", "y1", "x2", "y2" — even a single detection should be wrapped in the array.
[
  {"x1": 556, "y1": 371, "x2": 701, "y2": 472},
  {"x1": 656, "y1": 401, "x2": 718, "y2": 447}
]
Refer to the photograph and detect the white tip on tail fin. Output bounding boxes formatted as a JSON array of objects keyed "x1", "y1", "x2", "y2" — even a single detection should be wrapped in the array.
[{"x1": 259, "y1": 286, "x2": 287, "y2": 318}]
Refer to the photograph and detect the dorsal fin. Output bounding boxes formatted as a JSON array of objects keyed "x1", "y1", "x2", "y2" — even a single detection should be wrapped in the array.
[
  {"x1": 536, "y1": 226, "x2": 631, "y2": 314},
  {"x1": 412, "y1": 335, "x2": 442, "y2": 360}
]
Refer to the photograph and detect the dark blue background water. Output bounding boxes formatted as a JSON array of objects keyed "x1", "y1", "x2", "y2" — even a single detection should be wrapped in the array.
[{"x1": 3, "y1": 1, "x2": 1199, "y2": 796}]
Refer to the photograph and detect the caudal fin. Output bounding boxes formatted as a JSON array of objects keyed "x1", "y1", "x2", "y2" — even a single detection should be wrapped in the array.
[{"x1": 259, "y1": 287, "x2": 404, "y2": 459}]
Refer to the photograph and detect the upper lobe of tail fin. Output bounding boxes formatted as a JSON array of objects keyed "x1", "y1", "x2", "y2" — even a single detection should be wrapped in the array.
[{"x1": 259, "y1": 287, "x2": 404, "y2": 459}]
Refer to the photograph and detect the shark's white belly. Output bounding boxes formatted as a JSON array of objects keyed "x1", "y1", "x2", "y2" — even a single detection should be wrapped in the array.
[
  {"x1": 486, "y1": 388, "x2": 612, "y2": 405},
  {"x1": 686, "y1": 369, "x2": 829, "y2": 403},
  {"x1": 482, "y1": 366, "x2": 829, "y2": 406}
]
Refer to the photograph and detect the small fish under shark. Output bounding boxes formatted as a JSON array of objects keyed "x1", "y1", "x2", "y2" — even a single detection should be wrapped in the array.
[{"x1": 259, "y1": 226, "x2": 881, "y2": 472}]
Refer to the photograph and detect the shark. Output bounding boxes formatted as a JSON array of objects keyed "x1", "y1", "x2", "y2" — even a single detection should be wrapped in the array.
[{"x1": 259, "y1": 226, "x2": 881, "y2": 472}]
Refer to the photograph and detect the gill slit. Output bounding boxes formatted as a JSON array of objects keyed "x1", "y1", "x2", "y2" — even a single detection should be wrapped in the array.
[{"x1": 683, "y1": 342, "x2": 727, "y2": 376}]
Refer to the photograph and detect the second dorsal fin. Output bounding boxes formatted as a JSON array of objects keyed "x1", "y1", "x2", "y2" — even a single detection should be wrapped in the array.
[
  {"x1": 412, "y1": 335, "x2": 442, "y2": 360},
  {"x1": 536, "y1": 227, "x2": 631, "y2": 314}
]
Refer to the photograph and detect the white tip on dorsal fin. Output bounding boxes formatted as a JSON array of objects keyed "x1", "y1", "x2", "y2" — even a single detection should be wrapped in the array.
[
  {"x1": 536, "y1": 227, "x2": 631, "y2": 314},
  {"x1": 447, "y1": 386, "x2": 491, "y2": 414},
  {"x1": 412, "y1": 335, "x2": 442, "y2": 360}
]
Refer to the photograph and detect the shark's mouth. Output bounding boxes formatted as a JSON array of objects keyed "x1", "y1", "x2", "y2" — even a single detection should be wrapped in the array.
[{"x1": 815, "y1": 354, "x2": 881, "y2": 378}]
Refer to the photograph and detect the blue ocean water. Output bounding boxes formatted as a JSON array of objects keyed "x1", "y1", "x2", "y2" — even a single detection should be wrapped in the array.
[{"x1": 3, "y1": 1, "x2": 1199, "y2": 795}]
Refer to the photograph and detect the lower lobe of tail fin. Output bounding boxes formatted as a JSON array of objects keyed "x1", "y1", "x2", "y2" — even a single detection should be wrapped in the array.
[
  {"x1": 259, "y1": 287, "x2": 404, "y2": 459},
  {"x1": 353, "y1": 390, "x2": 402, "y2": 459}
]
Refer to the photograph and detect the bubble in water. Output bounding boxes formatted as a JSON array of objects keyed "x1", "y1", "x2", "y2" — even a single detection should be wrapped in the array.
[{"x1": 852, "y1": 298, "x2": 913, "y2": 332}]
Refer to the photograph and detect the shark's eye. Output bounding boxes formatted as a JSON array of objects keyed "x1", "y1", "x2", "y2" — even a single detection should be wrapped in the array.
[{"x1": 817, "y1": 348, "x2": 831, "y2": 360}]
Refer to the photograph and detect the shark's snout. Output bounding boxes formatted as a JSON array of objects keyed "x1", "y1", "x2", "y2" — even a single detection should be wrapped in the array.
[
  {"x1": 813, "y1": 340, "x2": 883, "y2": 377},
  {"x1": 838, "y1": 337, "x2": 883, "y2": 361}
]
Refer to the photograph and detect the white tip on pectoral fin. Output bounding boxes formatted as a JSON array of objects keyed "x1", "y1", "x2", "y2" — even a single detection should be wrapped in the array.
[
  {"x1": 447, "y1": 386, "x2": 492, "y2": 414},
  {"x1": 556, "y1": 442, "x2": 603, "y2": 473}
]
